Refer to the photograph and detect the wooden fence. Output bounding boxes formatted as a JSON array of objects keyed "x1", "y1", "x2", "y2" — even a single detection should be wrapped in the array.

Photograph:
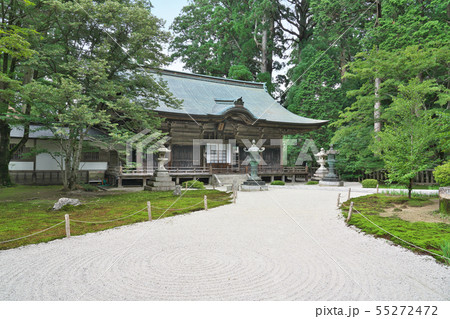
[
  {"x1": 10, "y1": 170, "x2": 89, "y2": 185},
  {"x1": 362, "y1": 169, "x2": 436, "y2": 185}
]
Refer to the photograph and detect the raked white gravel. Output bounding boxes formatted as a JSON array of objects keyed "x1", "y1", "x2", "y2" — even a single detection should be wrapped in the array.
[{"x1": 0, "y1": 186, "x2": 448, "y2": 300}]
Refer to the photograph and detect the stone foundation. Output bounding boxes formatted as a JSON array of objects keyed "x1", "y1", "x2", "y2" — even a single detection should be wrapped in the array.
[
  {"x1": 144, "y1": 170, "x2": 175, "y2": 192},
  {"x1": 439, "y1": 187, "x2": 449, "y2": 215}
]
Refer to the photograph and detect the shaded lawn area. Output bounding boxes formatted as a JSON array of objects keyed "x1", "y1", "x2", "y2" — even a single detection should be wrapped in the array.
[
  {"x1": 341, "y1": 194, "x2": 450, "y2": 264},
  {"x1": 0, "y1": 186, "x2": 232, "y2": 250}
]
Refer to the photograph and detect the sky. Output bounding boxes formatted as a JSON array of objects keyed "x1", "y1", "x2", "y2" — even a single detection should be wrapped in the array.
[{"x1": 151, "y1": 0, "x2": 189, "y2": 72}]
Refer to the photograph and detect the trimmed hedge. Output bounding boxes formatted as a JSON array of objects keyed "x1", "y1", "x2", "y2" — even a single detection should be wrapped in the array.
[
  {"x1": 306, "y1": 181, "x2": 319, "y2": 185},
  {"x1": 270, "y1": 180, "x2": 285, "y2": 185},
  {"x1": 362, "y1": 179, "x2": 378, "y2": 188},
  {"x1": 181, "y1": 180, "x2": 205, "y2": 189}
]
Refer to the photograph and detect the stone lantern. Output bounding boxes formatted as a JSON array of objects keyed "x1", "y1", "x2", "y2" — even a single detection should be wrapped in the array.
[
  {"x1": 242, "y1": 140, "x2": 268, "y2": 191},
  {"x1": 144, "y1": 145, "x2": 176, "y2": 191},
  {"x1": 313, "y1": 147, "x2": 329, "y2": 180},
  {"x1": 319, "y1": 144, "x2": 343, "y2": 186},
  {"x1": 156, "y1": 145, "x2": 170, "y2": 171}
]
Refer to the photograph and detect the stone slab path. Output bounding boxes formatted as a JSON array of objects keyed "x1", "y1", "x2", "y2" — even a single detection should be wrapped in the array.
[{"x1": 0, "y1": 186, "x2": 448, "y2": 300}]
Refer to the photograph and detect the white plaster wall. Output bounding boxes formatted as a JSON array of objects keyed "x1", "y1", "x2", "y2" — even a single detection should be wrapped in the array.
[
  {"x1": 8, "y1": 162, "x2": 34, "y2": 171},
  {"x1": 35, "y1": 153, "x2": 62, "y2": 170},
  {"x1": 79, "y1": 162, "x2": 108, "y2": 171}
]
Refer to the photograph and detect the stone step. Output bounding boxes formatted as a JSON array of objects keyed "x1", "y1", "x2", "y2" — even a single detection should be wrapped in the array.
[{"x1": 212, "y1": 174, "x2": 248, "y2": 186}]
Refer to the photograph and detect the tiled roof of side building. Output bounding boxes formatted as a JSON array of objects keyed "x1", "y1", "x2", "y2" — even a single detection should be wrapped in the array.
[{"x1": 151, "y1": 69, "x2": 329, "y2": 127}]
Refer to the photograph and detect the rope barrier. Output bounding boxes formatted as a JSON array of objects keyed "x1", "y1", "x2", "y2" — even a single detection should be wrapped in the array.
[
  {"x1": 0, "y1": 221, "x2": 65, "y2": 244},
  {"x1": 70, "y1": 207, "x2": 147, "y2": 224},
  {"x1": 205, "y1": 197, "x2": 233, "y2": 203},
  {"x1": 150, "y1": 200, "x2": 205, "y2": 211}
]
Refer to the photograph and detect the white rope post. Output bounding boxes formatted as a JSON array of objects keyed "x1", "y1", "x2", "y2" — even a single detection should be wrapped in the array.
[
  {"x1": 348, "y1": 188, "x2": 351, "y2": 201},
  {"x1": 65, "y1": 214, "x2": 71, "y2": 238},
  {"x1": 233, "y1": 189, "x2": 237, "y2": 204},
  {"x1": 204, "y1": 195, "x2": 208, "y2": 211},
  {"x1": 346, "y1": 202, "x2": 354, "y2": 223},
  {"x1": 337, "y1": 193, "x2": 341, "y2": 207},
  {"x1": 147, "y1": 201, "x2": 152, "y2": 221},
  {"x1": 376, "y1": 184, "x2": 379, "y2": 194}
]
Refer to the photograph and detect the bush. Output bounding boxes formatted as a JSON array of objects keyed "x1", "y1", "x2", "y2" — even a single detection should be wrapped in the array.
[
  {"x1": 433, "y1": 162, "x2": 450, "y2": 187},
  {"x1": 306, "y1": 181, "x2": 319, "y2": 185},
  {"x1": 78, "y1": 184, "x2": 98, "y2": 192},
  {"x1": 362, "y1": 179, "x2": 378, "y2": 188},
  {"x1": 441, "y1": 240, "x2": 450, "y2": 265},
  {"x1": 181, "y1": 180, "x2": 205, "y2": 189},
  {"x1": 270, "y1": 180, "x2": 285, "y2": 185}
]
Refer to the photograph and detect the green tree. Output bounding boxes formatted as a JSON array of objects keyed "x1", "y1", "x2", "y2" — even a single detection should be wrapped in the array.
[
  {"x1": 170, "y1": 0, "x2": 260, "y2": 77},
  {"x1": 22, "y1": 0, "x2": 179, "y2": 190},
  {"x1": 332, "y1": 42, "x2": 449, "y2": 179},
  {"x1": 284, "y1": 45, "x2": 346, "y2": 165},
  {"x1": 228, "y1": 64, "x2": 253, "y2": 81},
  {"x1": 0, "y1": 0, "x2": 39, "y2": 186},
  {"x1": 170, "y1": 0, "x2": 285, "y2": 93},
  {"x1": 373, "y1": 79, "x2": 443, "y2": 198}
]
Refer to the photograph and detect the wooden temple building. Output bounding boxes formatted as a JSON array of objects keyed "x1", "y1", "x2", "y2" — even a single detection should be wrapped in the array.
[{"x1": 114, "y1": 69, "x2": 328, "y2": 186}]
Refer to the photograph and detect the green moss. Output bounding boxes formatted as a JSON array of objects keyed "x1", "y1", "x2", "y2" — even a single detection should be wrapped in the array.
[
  {"x1": 342, "y1": 194, "x2": 450, "y2": 263},
  {"x1": 0, "y1": 186, "x2": 231, "y2": 250}
]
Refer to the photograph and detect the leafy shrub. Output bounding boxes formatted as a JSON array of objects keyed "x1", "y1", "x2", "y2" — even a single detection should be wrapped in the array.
[
  {"x1": 79, "y1": 184, "x2": 98, "y2": 192},
  {"x1": 270, "y1": 180, "x2": 285, "y2": 185},
  {"x1": 181, "y1": 180, "x2": 205, "y2": 189},
  {"x1": 306, "y1": 181, "x2": 319, "y2": 185},
  {"x1": 441, "y1": 240, "x2": 450, "y2": 265},
  {"x1": 433, "y1": 162, "x2": 450, "y2": 187},
  {"x1": 362, "y1": 179, "x2": 378, "y2": 188}
]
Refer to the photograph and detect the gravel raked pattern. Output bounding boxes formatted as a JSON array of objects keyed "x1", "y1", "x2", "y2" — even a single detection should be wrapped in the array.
[{"x1": 0, "y1": 187, "x2": 448, "y2": 300}]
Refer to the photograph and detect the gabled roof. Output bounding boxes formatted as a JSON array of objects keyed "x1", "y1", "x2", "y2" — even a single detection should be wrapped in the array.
[{"x1": 152, "y1": 69, "x2": 328, "y2": 128}]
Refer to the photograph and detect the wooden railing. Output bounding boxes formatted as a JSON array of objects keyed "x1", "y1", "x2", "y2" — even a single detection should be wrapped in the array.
[{"x1": 108, "y1": 165, "x2": 310, "y2": 176}]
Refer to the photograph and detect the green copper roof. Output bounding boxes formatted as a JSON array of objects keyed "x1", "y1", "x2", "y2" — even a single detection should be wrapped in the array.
[{"x1": 153, "y1": 69, "x2": 328, "y2": 127}]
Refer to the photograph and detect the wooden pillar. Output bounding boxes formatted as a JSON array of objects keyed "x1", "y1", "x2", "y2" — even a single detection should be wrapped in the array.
[
  {"x1": 281, "y1": 175, "x2": 285, "y2": 182},
  {"x1": 176, "y1": 177, "x2": 180, "y2": 184},
  {"x1": 346, "y1": 202, "x2": 354, "y2": 223},
  {"x1": 65, "y1": 214, "x2": 71, "y2": 238},
  {"x1": 291, "y1": 175, "x2": 295, "y2": 183},
  {"x1": 270, "y1": 175, "x2": 274, "y2": 182},
  {"x1": 147, "y1": 201, "x2": 152, "y2": 221},
  {"x1": 118, "y1": 177, "x2": 123, "y2": 188}
]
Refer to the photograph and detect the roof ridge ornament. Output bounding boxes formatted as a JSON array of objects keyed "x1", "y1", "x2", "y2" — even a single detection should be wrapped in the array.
[{"x1": 234, "y1": 97, "x2": 244, "y2": 107}]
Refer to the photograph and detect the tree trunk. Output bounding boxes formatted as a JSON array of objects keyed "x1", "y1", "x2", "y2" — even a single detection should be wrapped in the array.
[
  {"x1": 374, "y1": 0, "x2": 382, "y2": 134},
  {"x1": 260, "y1": 15, "x2": 273, "y2": 77},
  {"x1": 408, "y1": 178, "x2": 413, "y2": 199},
  {"x1": 64, "y1": 130, "x2": 85, "y2": 190},
  {"x1": 374, "y1": 77, "x2": 381, "y2": 133},
  {"x1": 0, "y1": 120, "x2": 12, "y2": 186},
  {"x1": 340, "y1": 46, "x2": 347, "y2": 78}
]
